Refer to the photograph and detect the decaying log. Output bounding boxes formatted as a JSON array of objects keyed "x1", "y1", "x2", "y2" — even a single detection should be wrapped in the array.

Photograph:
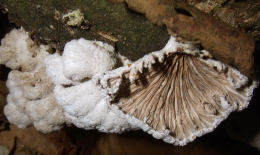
[
  {"x1": 213, "y1": 0, "x2": 260, "y2": 41},
  {"x1": 121, "y1": 0, "x2": 256, "y2": 78},
  {"x1": 1, "y1": 0, "x2": 257, "y2": 77},
  {"x1": 0, "y1": 0, "x2": 170, "y2": 62}
]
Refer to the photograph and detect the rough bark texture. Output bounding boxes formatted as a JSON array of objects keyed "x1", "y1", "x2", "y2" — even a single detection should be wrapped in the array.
[
  {"x1": 0, "y1": 0, "x2": 169, "y2": 61},
  {"x1": 213, "y1": 0, "x2": 260, "y2": 41},
  {"x1": 123, "y1": 0, "x2": 256, "y2": 78},
  {"x1": 0, "y1": 0, "x2": 258, "y2": 77}
]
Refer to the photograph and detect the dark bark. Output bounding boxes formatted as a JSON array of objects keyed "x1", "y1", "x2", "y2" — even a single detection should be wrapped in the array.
[
  {"x1": 123, "y1": 0, "x2": 256, "y2": 78},
  {"x1": 0, "y1": 0, "x2": 169, "y2": 61},
  {"x1": 1, "y1": 0, "x2": 258, "y2": 78}
]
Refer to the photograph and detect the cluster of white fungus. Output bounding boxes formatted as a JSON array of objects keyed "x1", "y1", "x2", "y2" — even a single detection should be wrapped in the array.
[
  {"x1": 0, "y1": 28, "x2": 65, "y2": 133},
  {"x1": 0, "y1": 28, "x2": 258, "y2": 146},
  {"x1": 44, "y1": 38, "x2": 134, "y2": 133}
]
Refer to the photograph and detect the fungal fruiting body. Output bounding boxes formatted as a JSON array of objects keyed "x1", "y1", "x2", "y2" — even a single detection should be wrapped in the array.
[
  {"x1": 0, "y1": 28, "x2": 65, "y2": 133},
  {"x1": 44, "y1": 38, "x2": 135, "y2": 133},
  {"x1": 93, "y1": 37, "x2": 258, "y2": 145},
  {"x1": 1, "y1": 28, "x2": 258, "y2": 146}
]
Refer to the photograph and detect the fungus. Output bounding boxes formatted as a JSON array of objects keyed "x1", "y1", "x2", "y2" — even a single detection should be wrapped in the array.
[
  {"x1": 61, "y1": 38, "x2": 118, "y2": 81},
  {"x1": 94, "y1": 36, "x2": 258, "y2": 145},
  {"x1": 44, "y1": 38, "x2": 133, "y2": 133},
  {"x1": 44, "y1": 38, "x2": 120, "y2": 85},
  {"x1": 0, "y1": 28, "x2": 38, "y2": 72},
  {"x1": 1, "y1": 28, "x2": 258, "y2": 146},
  {"x1": 0, "y1": 28, "x2": 65, "y2": 133},
  {"x1": 52, "y1": 80, "x2": 133, "y2": 133}
]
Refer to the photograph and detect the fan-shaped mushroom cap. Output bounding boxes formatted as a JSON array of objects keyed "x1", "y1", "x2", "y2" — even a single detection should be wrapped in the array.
[
  {"x1": 62, "y1": 38, "x2": 118, "y2": 81},
  {"x1": 94, "y1": 37, "x2": 258, "y2": 145}
]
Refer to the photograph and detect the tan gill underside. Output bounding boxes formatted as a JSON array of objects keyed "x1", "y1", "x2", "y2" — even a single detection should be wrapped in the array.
[{"x1": 112, "y1": 53, "x2": 247, "y2": 140}]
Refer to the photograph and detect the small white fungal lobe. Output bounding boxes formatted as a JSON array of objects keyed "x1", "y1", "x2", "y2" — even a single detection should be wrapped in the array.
[
  {"x1": 62, "y1": 38, "x2": 118, "y2": 81},
  {"x1": 0, "y1": 27, "x2": 37, "y2": 71}
]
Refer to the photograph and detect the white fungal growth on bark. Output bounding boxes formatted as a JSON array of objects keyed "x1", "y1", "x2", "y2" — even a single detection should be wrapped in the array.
[
  {"x1": 44, "y1": 38, "x2": 134, "y2": 133},
  {"x1": 1, "y1": 28, "x2": 258, "y2": 146},
  {"x1": 0, "y1": 28, "x2": 65, "y2": 133}
]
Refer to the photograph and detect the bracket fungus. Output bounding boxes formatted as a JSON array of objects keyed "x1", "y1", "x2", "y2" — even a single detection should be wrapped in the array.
[
  {"x1": 0, "y1": 28, "x2": 258, "y2": 146},
  {"x1": 94, "y1": 37, "x2": 258, "y2": 145}
]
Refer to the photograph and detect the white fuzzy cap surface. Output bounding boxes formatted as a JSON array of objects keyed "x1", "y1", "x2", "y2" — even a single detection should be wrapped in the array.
[
  {"x1": 62, "y1": 38, "x2": 118, "y2": 81},
  {"x1": 53, "y1": 80, "x2": 132, "y2": 133}
]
